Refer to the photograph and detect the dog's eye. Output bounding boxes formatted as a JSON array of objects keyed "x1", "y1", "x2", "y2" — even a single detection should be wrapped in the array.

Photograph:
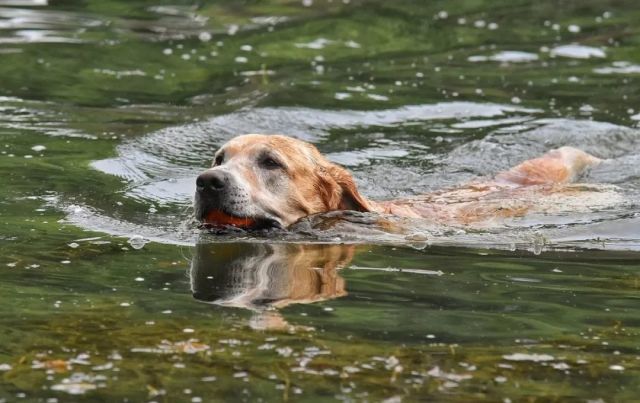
[
  {"x1": 214, "y1": 154, "x2": 224, "y2": 166},
  {"x1": 261, "y1": 157, "x2": 283, "y2": 170}
]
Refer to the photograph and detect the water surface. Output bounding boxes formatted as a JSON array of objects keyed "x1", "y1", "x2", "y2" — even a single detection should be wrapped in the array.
[{"x1": 1, "y1": 0, "x2": 640, "y2": 401}]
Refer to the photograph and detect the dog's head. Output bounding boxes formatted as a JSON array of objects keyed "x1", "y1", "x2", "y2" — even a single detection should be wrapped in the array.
[{"x1": 194, "y1": 134, "x2": 371, "y2": 229}]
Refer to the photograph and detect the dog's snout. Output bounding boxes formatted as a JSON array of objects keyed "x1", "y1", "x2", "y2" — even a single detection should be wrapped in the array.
[{"x1": 196, "y1": 170, "x2": 227, "y2": 192}]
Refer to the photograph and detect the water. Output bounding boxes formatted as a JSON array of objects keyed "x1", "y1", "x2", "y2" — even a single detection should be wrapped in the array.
[{"x1": 1, "y1": 0, "x2": 640, "y2": 400}]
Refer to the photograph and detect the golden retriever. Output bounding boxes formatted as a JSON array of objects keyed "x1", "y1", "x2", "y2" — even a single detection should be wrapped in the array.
[{"x1": 194, "y1": 134, "x2": 603, "y2": 230}]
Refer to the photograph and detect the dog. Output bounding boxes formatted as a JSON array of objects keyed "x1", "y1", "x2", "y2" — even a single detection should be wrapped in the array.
[{"x1": 194, "y1": 134, "x2": 604, "y2": 230}]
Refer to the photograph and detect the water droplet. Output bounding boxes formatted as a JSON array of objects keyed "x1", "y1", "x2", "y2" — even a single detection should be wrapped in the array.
[{"x1": 474, "y1": 20, "x2": 486, "y2": 28}]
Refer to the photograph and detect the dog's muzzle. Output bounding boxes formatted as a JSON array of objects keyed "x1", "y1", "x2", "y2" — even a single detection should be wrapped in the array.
[{"x1": 194, "y1": 169, "x2": 282, "y2": 230}]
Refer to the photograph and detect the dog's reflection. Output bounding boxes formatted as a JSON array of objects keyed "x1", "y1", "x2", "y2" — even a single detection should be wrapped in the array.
[{"x1": 190, "y1": 242, "x2": 354, "y2": 330}]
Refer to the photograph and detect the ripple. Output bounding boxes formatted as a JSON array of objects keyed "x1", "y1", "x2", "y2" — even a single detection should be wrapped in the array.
[
  {"x1": 0, "y1": 96, "x2": 96, "y2": 138},
  {"x1": 0, "y1": 6, "x2": 102, "y2": 44},
  {"x1": 0, "y1": 2, "x2": 261, "y2": 45},
  {"x1": 91, "y1": 102, "x2": 540, "y2": 202},
  {"x1": 594, "y1": 61, "x2": 640, "y2": 75},
  {"x1": 467, "y1": 51, "x2": 539, "y2": 63},
  {"x1": 60, "y1": 102, "x2": 640, "y2": 249},
  {"x1": 550, "y1": 44, "x2": 606, "y2": 59}
]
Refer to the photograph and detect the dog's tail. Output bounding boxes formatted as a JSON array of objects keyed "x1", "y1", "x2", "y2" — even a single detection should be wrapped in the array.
[{"x1": 495, "y1": 147, "x2": 601, "y2": 186}]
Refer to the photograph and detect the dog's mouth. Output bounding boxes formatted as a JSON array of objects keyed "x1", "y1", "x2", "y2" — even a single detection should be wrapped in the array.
[{"x1": 200, "y1": 209, "x2": 282, "y2": 230}]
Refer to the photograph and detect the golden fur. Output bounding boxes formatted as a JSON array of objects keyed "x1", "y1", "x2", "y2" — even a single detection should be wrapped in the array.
[{"x1": 195, "y1": 134, "x2": 602, "y2": 229}]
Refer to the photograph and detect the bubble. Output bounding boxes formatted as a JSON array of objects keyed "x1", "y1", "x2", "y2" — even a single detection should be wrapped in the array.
[
  {"x1": 227, "y1": 24, "x2": 239, "y2": 35},
  {"x1": 568, "y1": 24, "x2": 581, "y2": 33},
  {"x1": 198, "y1": 32, "x2": 212, "y2": 42},
  {"x1": 127, "y1": 235, "x2": 149, "y2": 250},
  {"x1": 579, "y1": 104, "x2": 595, "y2": 113}
]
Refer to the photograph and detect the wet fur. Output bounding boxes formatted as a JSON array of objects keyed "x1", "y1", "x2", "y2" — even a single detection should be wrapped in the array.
[{"x1": 195, "y1": 135, "x2": 604, "y2": 229}]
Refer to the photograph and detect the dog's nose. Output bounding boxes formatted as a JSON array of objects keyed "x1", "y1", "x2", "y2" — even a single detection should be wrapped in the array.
[{"x1": 196, "y1": 170, "x2": 226, "y2": 192}]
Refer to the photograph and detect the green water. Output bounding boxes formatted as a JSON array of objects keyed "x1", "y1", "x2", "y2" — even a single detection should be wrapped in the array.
[{"x1": 1, "y1": 0, "x2": 640, "y2": 401}]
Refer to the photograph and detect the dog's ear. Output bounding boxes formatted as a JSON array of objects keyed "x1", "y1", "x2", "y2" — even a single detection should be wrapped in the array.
[{"x1": 317, "y1": 163, "x2": 371, "y2": 212}]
